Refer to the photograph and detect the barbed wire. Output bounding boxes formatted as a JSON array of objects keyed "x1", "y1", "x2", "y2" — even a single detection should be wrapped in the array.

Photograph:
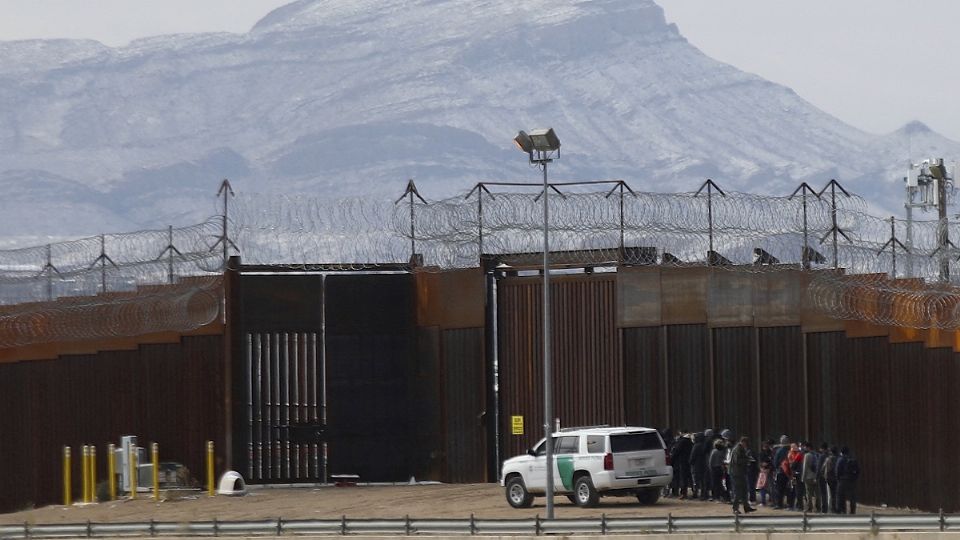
[
  {"x1": 0, "y1": 276, "x2": 222, "y2": 348},
  {"x1": 5, "y1": 181, "x2": 960, "y2": 336}
]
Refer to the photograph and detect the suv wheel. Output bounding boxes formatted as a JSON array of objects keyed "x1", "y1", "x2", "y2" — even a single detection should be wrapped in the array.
[
  {"x1": 637, "y1": 488, "x2": 660, "y2": 505},
  {"x1": 573, "y1": 475, "x2": 599, "y2": 507},
  {"x1": 505, "y1": 476, "x2": 534, "y2": 508}
]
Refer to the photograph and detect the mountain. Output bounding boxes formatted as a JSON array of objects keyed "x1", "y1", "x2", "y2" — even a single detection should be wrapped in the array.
[{"x1": 1, "y1": 0, "x2": 959, "y2": 246}]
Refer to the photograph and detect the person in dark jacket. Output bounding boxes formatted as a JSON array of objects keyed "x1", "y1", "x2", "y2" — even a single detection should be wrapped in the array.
[
  {"x1": 816, "y1": 442, "x2": 829, "y2": 513},
  {"x1": 728, "y1": 436, "x2": 756, "y2": 514},
  {"x1": 746, "y1": 443, "x2": 759, "y2": 505},
  {"x1": 670, "y1": 431, "x2": 693, "y2": 498},
  {"x1": 701, "y1": 428, "x2": 716, "y2": 500},
  {"x1": 689, "y1": 432, "x2": 707, "y2": 500},
  {"x1": 771, "y1": 435, "x2": 790, "y2": 509},
  {"x1": 660, "y1": 428, "x2": 675, "y2": 497},
  {"x1": 835, "y1": 446, "x2": 860, "y2": 514}
]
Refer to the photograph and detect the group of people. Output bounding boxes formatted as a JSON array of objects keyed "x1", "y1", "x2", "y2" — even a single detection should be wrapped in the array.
[{"x1": 662, "y1": 429, "x2": 861, "y2": 515}]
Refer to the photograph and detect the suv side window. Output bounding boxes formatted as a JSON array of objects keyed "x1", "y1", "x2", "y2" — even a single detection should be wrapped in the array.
[
  {"x1": 586, "y1": 435, "x2": 606, "y2": 454},
  {"x1": 554, "y1": 436, "x2": 579, "y2": 455},
  {"x1": 610, "y1": 432, "x2": 663, "y2": 452},
  {"x1": 533, "y1": 439, "x2": 548, "y2": 457}
]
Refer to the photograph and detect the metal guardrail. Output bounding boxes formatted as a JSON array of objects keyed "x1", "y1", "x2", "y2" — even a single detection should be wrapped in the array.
[{"x1": 0, "y1": 513, "x2": 957, "y2": 537}]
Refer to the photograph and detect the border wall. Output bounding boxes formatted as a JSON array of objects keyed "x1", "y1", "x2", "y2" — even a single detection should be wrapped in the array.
[
  {"x1": 1, "y1": 264, "x2": 958, "y2": 513},
  {"x1": 498, "y1": 266, "x2": 960, "y2": 512}
]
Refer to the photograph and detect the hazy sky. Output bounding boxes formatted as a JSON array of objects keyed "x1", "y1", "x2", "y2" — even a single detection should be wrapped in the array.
[{"x1": 0, "y1": 0, "x2": 957, "y2": 141}]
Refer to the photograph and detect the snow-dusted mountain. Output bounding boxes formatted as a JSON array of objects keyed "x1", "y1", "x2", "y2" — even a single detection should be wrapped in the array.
[{"x1": 1, "y1": 0, "x2": 958, "y2": 244}]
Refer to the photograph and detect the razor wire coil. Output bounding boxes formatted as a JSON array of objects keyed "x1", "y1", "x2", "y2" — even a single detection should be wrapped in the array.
[{"x1": 4, "y1": 181, "x2": 960, "y2": 341}]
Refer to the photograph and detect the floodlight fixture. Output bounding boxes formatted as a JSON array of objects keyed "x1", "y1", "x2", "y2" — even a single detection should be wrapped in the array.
[
  {"x1": 930, "y1": 158, "x2": 948, "y2": 180},
  {"x1": 528, "y1": 128, "x2": 561, "y2": 152},
  {"x1": 515, "y1": 128, "x2": 560, "y2": 163},
  {"x1": 514, "y1": 130, "x2": 534, "y2": 154}
]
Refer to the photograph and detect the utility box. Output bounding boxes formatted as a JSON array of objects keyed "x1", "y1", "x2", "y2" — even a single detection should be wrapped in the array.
[{"x1": 119, "y1": 435, "x2": 145, "y2": 493}]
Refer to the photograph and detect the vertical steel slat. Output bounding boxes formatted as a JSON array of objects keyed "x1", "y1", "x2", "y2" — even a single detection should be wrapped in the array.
[
  {"x1": 283, "y1": 332, "x2": 290, "y2": 480},
  {"x1": 313, "y1": 331, "x2": 322, "y2": 480},
  {"x1": 246, "y1": 333, "x2": 254, "y2": 480},
  {"x1": 273, "y1": 332, "x2": 281, "y2": 480},
  {"x1": 292, "y1": 332, "x2": 300, "y2": 480},
  {"x1": 256, "y1": 333, "x2": 264, "y2": 481}
]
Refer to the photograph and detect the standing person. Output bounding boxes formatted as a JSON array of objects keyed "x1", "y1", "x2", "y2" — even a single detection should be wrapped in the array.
[
  {"x1": 661, "y1": 428, "x2": 675, "y2": 498},
  {"x1": 728, "y1": 436, "x2": 756, "y2": 514},
  {"x1": 816, "y1": 443, "x2": 830, "y2": 513},
  {"x1": 756, "y1": 461, "x2": 771, "y2": 507},
  {"x1": 822, "y1": 446, "x2": 839, "y2": 513},
  {"x1": 701, "y1": 429, "x2": 715, "y2": 500},
  {"x1": 836, "y1": 446, "x2": 860, "y2": 514},
  {"x1": 772, "y1": 435, "x2": 790, "y2": 509},
  {"x1": 709, "y1": 438, "x2": 726, "y2": 502},
  {"x1": 757, "y1": 440, "x2": 773, "y2": 506},
  {"x1": 671, "y1": 430, "x2": 693, "y2": 498},
  {"x1": 690, "y1": 432, "x2": 707, "y2": 500},
  {"x1": 781, "y1": 443, "x2": 801, "y2": 510},
  {"x1": 746, "y1": 442, "x2": 759, "y2": 505},
  {"x1": 801, "y1": 441, "x2": 820, "y2": 512},
  {"x1": 790, "y1": 442, "x2": 806, "y2": 510},
  {"x1": 720, "y1": 429, "x2": 735, "y2": 501}
]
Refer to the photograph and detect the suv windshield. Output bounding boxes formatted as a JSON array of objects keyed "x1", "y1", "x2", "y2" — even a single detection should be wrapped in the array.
[{"x1": 610, "y1": 432, "x2": 662, "y2": 452}]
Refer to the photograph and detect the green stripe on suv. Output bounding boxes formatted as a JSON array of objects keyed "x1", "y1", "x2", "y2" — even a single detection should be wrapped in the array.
[{"x1": 557, "y1": 456, "x2": 575, "y2": 490}]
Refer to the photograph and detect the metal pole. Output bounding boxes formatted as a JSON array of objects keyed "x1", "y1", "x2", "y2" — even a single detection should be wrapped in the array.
[
  {"x1": 222, "y1": 189, "x2": 229, "y2": 271},
  {"x1": 207, "y1": 440, "x2": 215, "y2": 497},
  {"x1": 707, "y1": 185, "x2": 714, "y2": 255},
  {"x1": 107, "y1": 443, "x2": 116, "y2": 501},
  {"x1": 801, "y1": 193, "x2": 809, "y2": 270},
  {"x1": 478, "y1": 188, "x2": 484, "y2": 257},
  {"x1": 81, "y1": 446, "x2": 89, "y2": 503},
  {"x1": 46, "y1": 244, "x2": 53, "y2": 301},
  {"x1": 905, "y1": 205, "x2": 914, "y2": 278},
  {"x1": 129, "y1": 445, "x2": 137, "y2": 500},
  {"x1": 151, "y1": 443, "x2": 159, "y2": 501},
  {"x1": 63, "y1": 446, "x2": 71, "y2": 506},
  {"x1": 890, "y1": 217, "x2": 897, "y2": 279},
  {"x1": 168, "y1": 226, "x2": 175, "y2": 284},
  {"x1": 410, "y1": 189, "x2": 416, "y2": 260},
  {"x1": 619, "y1": 183, "x2": 625, "y2": 252},
  {"x1": 938, "y1": 176, "x2": 949, "y2": 281},
  {"x1": 90, "y1": 446, "x2": 96, "y2": 503},
  {"x1": 830, "y1": 186, "x2": 839, "y2": 270},
  {"x1": 100, "y1": 236, "x2": 107, "y2": 294},
  {"x1": 542, "y1": 159, "x2": 554, "y2": 519}
]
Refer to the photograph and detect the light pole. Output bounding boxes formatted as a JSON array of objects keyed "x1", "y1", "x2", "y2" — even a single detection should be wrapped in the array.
[{"x1": 514, "y1": 128, "x2": 560, "y2": 518}]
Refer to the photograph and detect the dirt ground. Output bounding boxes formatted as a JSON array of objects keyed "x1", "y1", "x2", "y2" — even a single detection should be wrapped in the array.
[{"x1": 0, "y1": 484, "x2": 910, "y2": 524}]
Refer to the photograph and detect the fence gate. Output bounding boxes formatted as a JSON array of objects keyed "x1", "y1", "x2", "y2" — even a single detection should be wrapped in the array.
[
  {"x1": 232, "y1": 271, "x2": 417, "y2": 484},
  {"x1": 234, "y1": 273, "x2": 326, "y2": 483}
]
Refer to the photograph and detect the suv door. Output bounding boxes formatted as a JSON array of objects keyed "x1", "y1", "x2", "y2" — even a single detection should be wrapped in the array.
[
  {"x1": 526, "y1": 438, "x2": 549, "y2": 492},
  {"x1": 553, "y1": 435, "x2": 580, "y2": 492}
]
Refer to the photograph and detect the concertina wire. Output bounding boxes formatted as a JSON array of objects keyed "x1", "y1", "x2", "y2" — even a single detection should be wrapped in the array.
[{"x1": 3, "y1": 183, "x2": 960, "y2": 346}]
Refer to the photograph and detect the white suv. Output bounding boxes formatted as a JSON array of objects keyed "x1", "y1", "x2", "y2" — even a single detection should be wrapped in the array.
[{"x1": 500, "y1": 426, "x2": 672, "y2": 508}]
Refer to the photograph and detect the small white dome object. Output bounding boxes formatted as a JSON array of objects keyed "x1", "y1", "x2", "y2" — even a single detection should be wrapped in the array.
[{"x1": 217, "y1": 471, "x2": 247, "y2": 496}]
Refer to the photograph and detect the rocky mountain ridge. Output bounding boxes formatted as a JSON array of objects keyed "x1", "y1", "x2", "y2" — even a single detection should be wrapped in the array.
[{"x1": 0, "y1": 0, "x2": 957, "y2": 244}]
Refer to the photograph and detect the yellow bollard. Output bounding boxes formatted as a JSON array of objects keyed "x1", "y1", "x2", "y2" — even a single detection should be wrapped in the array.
[
  {"x1": 129, "y1": 444, "x2": 137, "y2": 500},
  {"x1": 63, "y1": 446, "x2": 72, "y2": 506},
  {"x1": 206, "y1": 440, "x2": 215, "y2": 497},
  {"x1": 107, "y1": 443, "x2": 116, "y2": 501},
  {"x1": 81, "y1": 445, "x2": 89, "y2": 503},
  {"x1": 151, "y1": 442, "x2": 159, "y2": 501},
  {"x1": 89, "y1": 445, "x2": 96, "y2": 503}
]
